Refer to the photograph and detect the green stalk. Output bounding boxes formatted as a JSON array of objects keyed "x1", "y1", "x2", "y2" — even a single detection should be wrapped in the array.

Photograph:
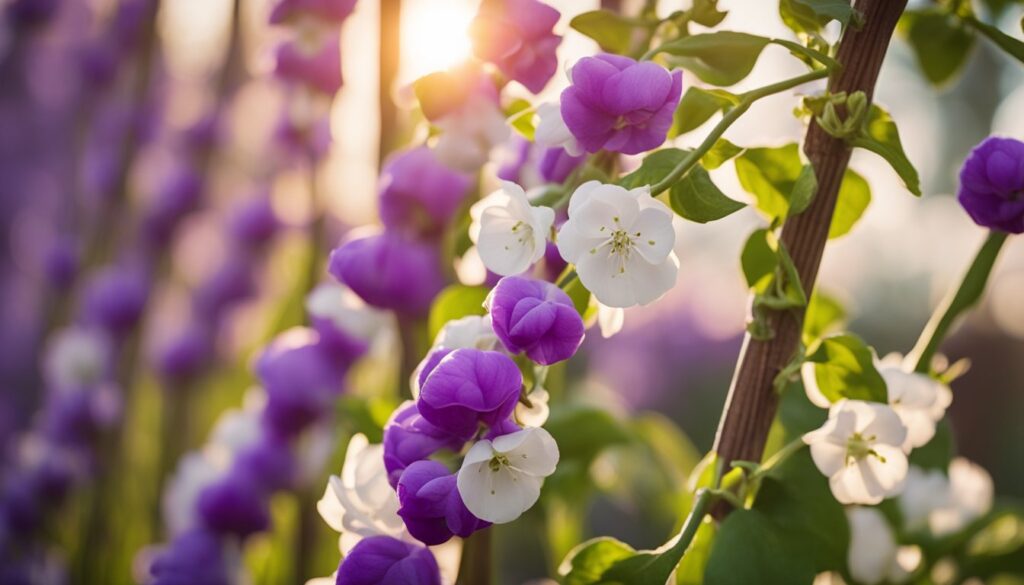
[
  {"x1": 648, "y1": 69, "x2": 829, "y2": 196},
  {"x1": 908, "y1": 230, "x2": 1009, "y2": 373}
]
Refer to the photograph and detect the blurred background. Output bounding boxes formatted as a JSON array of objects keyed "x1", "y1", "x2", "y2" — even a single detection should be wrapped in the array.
[{"x1": 1, "y1": 0, "x2": 1023, "y2": 583}]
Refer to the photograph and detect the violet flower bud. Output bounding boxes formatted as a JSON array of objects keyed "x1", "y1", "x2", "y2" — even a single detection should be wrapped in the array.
[
  {"x1": 417, "y1": 349, "x2": 522, "y2": 438},
  {"x1": 193, "y1": 262, "x2": 256, "y2": 325},
  {"x1": 328, "y1": 232, "x2": 446, "y2": 317},
  {"x1": 233, "y1": 435, "x2": 296, "y2": 492},
  {"x1": 141, "y1": 167, "x2": 204, "y2": 250},
  {"x1": 538, "y1": 147, "x2": 585, "y2": 184},
  {"x1": 197, "y1": 474, "x2": 270, "y2": 538},
  {"x1": 469, "y1": 0, "x2": 561, "y2": 94},
  {"x1": 336, "y1": 535, "x2": 441, "y2": 585},
  {"x1": 81, "y1": 266, "x2": 149, "y2": 336},
  {"x1": 256, "y1": 329, "x2": 345, "y2": 436},
  {"x1": 396, "y1": 460, "x2": 489, "y2": 545},
  {"x1": 487, "y1": 276, "x2": 584, "y2": 365},
  {"x1": 268, "y1": 0, "x2": 357, "y2": 25},
  {"x1": 382, "y1": 401, "x2": 467, "y2": 488},
  {"x1": 958, "y1": 136, "x2": 1024, "y2": 234},
  {"x1": 78, "y1": 39, "x2": 119, "y2": 90},
  {"x1": 273, "y1": 34, "x2": 343, "y2": 95},
  {"x1": 149, "y1": 529, "x2": 231, "y2": 585},
  {"x1": 378, "y1": 147, "x2": 472, "y2": 238},
  {"x1": 227, "y1": 196, "x2": 281, "y2": 250},
  {"x1": 43, "y1": 236, "x2": 79, "y2": 291},
  {"x1": 155, "y1": 326, "x2": 212, "y2": 382},
  {"x1": 560, "y1": 54, "x2": 683, "y2": 155}
]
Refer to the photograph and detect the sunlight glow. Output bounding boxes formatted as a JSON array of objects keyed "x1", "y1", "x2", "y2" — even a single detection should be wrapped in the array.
[{"x1": 400, "y1": 0, "x2": 477, "y2": 83}]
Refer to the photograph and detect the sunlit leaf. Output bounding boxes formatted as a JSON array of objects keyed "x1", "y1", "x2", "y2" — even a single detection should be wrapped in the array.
[
  {"x1": 851, "y1": 105, "x2": 921, "y2": 196},
  {"x1": 734, "y1": 143, "x2": 804, "y2": 220},
  {"x1": 828, "y1": 168, "x2": 871, "y2": 238},
  {"x1": 659, "y1": 32, "x2": 771, "y2": 86},
  {"x1": 670, "y1": 87, "x2": 739, "y2": 137},
  {"x1": 570, "y1": 10, "x2": 652, "y2": 55},
  {"x1": 427, "y1": 285, "x2": 489, "y2": 340},
  {"x1": 620, "y1": 148, "x2": 687, "y2": 189},
  {"x1": 899, "y1": 10, "x2": 975, "y2": 86},
  {"x1": 670, "y1": 165, "x2": 746, "y2": 223},
  {"x1": 806, "y1": 333, "x2": 888, "y2": 403}
]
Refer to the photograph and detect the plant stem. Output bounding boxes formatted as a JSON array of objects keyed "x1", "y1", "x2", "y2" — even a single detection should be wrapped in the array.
[
  {"x1": 710, "y1": 0, "x2": 909, "y2": 518},
  {"x1": 302, "y1": 151, "x2": 325, "y2": 308},
  {"x1": 749, "y1": 438, "x2": 806, "y2": 482},
  {"x1": 457, "y1": 527, "x2": 493, "y2": 585},
  {"x1": 649, "y1": 69, "x2": 829, "y2": 196},
  {"x1": 907, "y1": 230, "x2": 1008, "y2": 373}
]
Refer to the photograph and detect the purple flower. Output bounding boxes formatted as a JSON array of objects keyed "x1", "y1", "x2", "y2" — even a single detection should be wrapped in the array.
[
  {"x1": 538, "y1": 147, "x2": 584, "y2": 184},
  {"x1": 227, "y1": 196, "x2": 281, "y2": 250},
  {"x1": 328, "y1": 232, "x2": 446, "y2": 316},
  {"x1": 82, "y1": 266, "x2": 149, "y2": 336},
  {"x1": 274, "y1": 35, "x2": 343, "y2": 95},
  {"x1": 193, "y1": 262, "x2": 256, "y2": 325},
  {"x1": 149, "y1": 530, "x2": 231, "y2": 585},
  {"x1": 269, "y1": 0, "x2": 357, "y2": 24},
  {"x1": 397, "y1": 460, "x2": 489, "y2": 545},
  {"x1": 155, "y1": 326, "x2": 212, "y2": 382},
  {"x1": 142, "y1": 167, "x2": 204, "y2": 250},
  {"x1": 197, "y1": 475, "x2": 270, "y2": 538},
  {"x1": 256, "y1": 329, "x2": 345, "y2": 436},
  {"x1": 43, "y1": 236, "x2": 79, "y2": 291},
  {"x1": 78, "y1": 39, "x2": 120, "y2": 89},
  {"x1": 233, "y1": 435, "x2": 296, "y2": 492},
  {"x1": 487, "y1": 276, "x2": 584, "y2": 365},
  {"x1": 470, "y1": 0, "x2": 561, "y2": 94},
  {"x1": 5, "y1": 0, "x2": 60, "y2": 29},
  {"x1": 958, "y1": 136, "x2": 1024, "y2": 234},
  {"x1": 560, "y1": 54, "x2": 683, "y2": 155},
  {"x1": 335, "y1": 535, "x2": 441, "y2": 585},
  {"x1": 379, "y1": 147, "x2": 472, "y2": 238},
  {"x1": 417, "y1": 349, "x2": 522, "y2": 437},
  {"x1": 383, "y1": 401, "x2": 466, "y2": 488}
]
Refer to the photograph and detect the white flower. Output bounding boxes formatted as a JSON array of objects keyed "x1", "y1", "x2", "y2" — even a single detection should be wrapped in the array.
[
  {"x1": 556, "y1": 181, "x2": 679, "y2": 308},
  {"x1": 433, "y1": 95, "x2": 510, "y2": 172},
  {"x1": 43, "y1": 327, "x2": 111, "y2": 390},
  {"x1": 515, "y1": 388, "x2": 550, "y2": 427},
  {"x1": 469, "y1": 181, "x2": 555, "y2": 276},
  {"x1": 457, "y1": 427, "x2": 559, "y2": 523},
  {"x1": 534, "y1": 102, "x2": 582, "y2": 157},
  {"x1": 846, "y1": 507, "x2": 920, "y2": 585},
  {"x1": 596, "y1": 302, "x2": 625, "y2": 338},
  {"x1": 897, "y1": 466, "x2": 950, "y2": 532},
  {"x1": 316, "y1": 434, "x2": 409, "y2": 554},
  {"x1": 163, "y1": 451, "x2": 225, "y2": 537},
  {"x1": 879, "y1": 364, "x2": 952, "y2": 451},
  {"x1": 803, "y1": 400, "x2": 909, "y2": 505},
  {"x1": 411, "y1": 315, "x2": 500, "y2": 396},
  {"x1": 306, "y1": 282, "x2": 390, "y2": 343},
  {"x1": 898, "y1": 459, "x2": 993, "y2": 537}
]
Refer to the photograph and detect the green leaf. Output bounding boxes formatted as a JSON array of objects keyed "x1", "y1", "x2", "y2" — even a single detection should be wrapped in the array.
[
  {"x1": 570, "y1": 10, "x2": 650, "y2": 55},
  {"x1": 701, "y1": 138, "x2": 744, "y2": 170},
  {"x1": 687, "y1": 0, "x2": 728, "y2": 27},
  {"x1": 899, "y1": 10, "x2": 975, "y2": 86},
  {"x1": 806, "y1": 333, "x2": 888, "y2": 403},
  {"x1": 669, "y1": 165, "x2": 746, "y2": 223},
  {"x1": 562, "y1": 273, "x2": 593, "y2": 319},
  {"x1": 966, "y1": 15, "x2": 1024, "y2": 64},
  {"x1": 675, "y1": 517, "x2": 716, "y2": 585},
  {"x1": 659, "y1": 31, "x2": 771, "y2": 86},
  {"x1": 851, "y1": 105, "x2": 921, "y2": 196},
  {"x1": 802, "y1": 291, "x2": 847, "y2": 346},
  {"x1": 545, "y1": 405, "x2": 632, "y2": 466},
  {"x1": 780, "y1": 0, "x2": 858, "y2": 35},
  {"x1": 828, "y1": 168, "x2": 871, "y2": 238},
  {"x1": 560, "y1": 537, "x2": 636, "y2": 585},
  {"x1": 505, "y1": 98, "x2": 535, "y2": 140},
  {"x1": 734, "y1": 143, "x2": 804, "y2": 220},
  {"x1": 789, "y1": 164, "x2": 818, "y2": 215},
  {"x1": 740, "y1": 229, "x2": 777, "y2": 291},
  {"x1": 427, "y1": 285, "x2": 489, "y2": 340},
  {"x1": 670, "y1": 87, "x2": 739, "y2": 137},
  {"x1": 705, "y1": 509, "x2": 817, "y2": 585},
  {"x1": 619, "y1": 148, "x2": 687, "y2": 189},
  {"x1": 770, "y1": 38, "x2": 842, "y2": 70},
  {"x1": 908, "y1": 419, "x2": 954, "y2": 470}
]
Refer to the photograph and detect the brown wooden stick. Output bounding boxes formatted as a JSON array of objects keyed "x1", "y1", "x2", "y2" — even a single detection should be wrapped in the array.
[{"x1": 711, "y1": 0, "x2": 908, "y2": 513}]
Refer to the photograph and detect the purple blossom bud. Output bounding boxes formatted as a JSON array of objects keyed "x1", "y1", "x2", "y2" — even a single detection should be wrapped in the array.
[
  {"x1": 487, "y1": 276, "x2": 584, "y2": 365},
  {"x1": 197, "y1": 475, "x2": 270, "y2": 538},
  {"x1": 155, "y1": 326, "x2": 212, "y2": 382},
  {"x1": 193, "y1": 262, "x2": 256, "y2": 325},
  {"x1": 274, "y1": 35, "x2": 343, "y2": 95},
  {"x1": 82, "y1": 266, "x2": 149, "y2": 336},
  {"x1": 415, "y1": 347, "x2": 453, "y2": 392},
  {"x1": 378, "y1": 147, "x2": 472, "y2": 238},
  {"x1": 5, "y1": 0, "x2": 60, "y2": 29},
  {"x1": 182, "y1": 112, "x2": 221, "y2": 153},
  {"x1": 78, "y1": 39, "x2": 119, "y2": 89},
  {"x1": 470, "y1": 0, "x2": 561, "y2": 94},
  {"x1": 149, "y1": 530, "x2": 231, "y2": 585},
  {"x1": 958, "y1": 136, "x2": 1024, "y2": 234},
  {"x1": 417, "y1": 349, "x2": 522, "y2": 437},
  {"x1": 43, "y1": 236, "x2": 79, "y2": 290},
  {"x1": 560, "y1": 54, "x2": 683, "y2": 155},
  {"x1": 227, "y1": 196, "x2": 281, "y2": 250},
  {"x1": 233, "y1": 435, "x2": 296, "y2": 492},
  {"x1": 269, "y1": 0, "x2": 357, "y2": 24},
  {"x1": 328, "y1": 232, "x2": 446, "y2": 317},
  {"x1": 538, "y1": 147, "x2": 584, "y2": 184},
  {"x1": 256, "y1": 329, "x2": 344, "y2": 436},
  {"x1": 396, "y1": 460, "x2": 489, "y2": 545},
  {"x1": 335, "y1": 535, "x2": 441, "y2": 585},
  {"x1": 383, "y1": 401, "x2": 467, "y2": 488},
  {"x1": 496, "y1": 137, "x2": 533, "y2": 185},
  {"x1": 273, "y1": 107, "x2": 332, "y2": 162},
  {"x1": 484, "y1": 417, "x2": 521, "y2": 440},
  {"x1": 142, "y1": 167, "x2": 204, "y2": 251},
  {"x1": 0, "y1": 476, "x2": 42, "y2": 537}
]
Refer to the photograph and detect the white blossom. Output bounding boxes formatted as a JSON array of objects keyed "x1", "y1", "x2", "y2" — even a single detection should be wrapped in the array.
[
  {"x1": 534, "y1": 102, "x2": 582, "y2": 157},
  {"x1": 469, "y1": 181, "x2": 555, "y2": 276},
  {"x1": 306, "y1": 282, "x2": 390, "y2": 343},
  {"x1": 846, "y1": 507, "x2": 920, "y2": 585},
  {"x1": 556, "y1": 181, "x2": 679, "y2": 308},
  {"x1": 43, "y1": 327, "x2": 111, "y2": 390},
  {"x1": 879, "y1": 363, "x2": 952, "y2": 451},
  {"x1": 897, "y1": 466, "x2": 951, "y2": 532},
  {"x1": 515, "y1": 388, "x2": 550, "y2": 427},
  {"x1": 316, "y1": 434, "x2": 408, "y2": 554},
  {"x1": 457, "y1": 427, "x2": 559, "y2": 523},
  {"x1": 596, "y1": 302, "x2": 625, "y2": 338},
  {"x1": 433, "y1": 95, "x2": 510, "y2": 172},
  {"x1": 803, "y1": 400, "x2": 909, "y2": 505},
  {"x1": 900, "y1": 459, "x2": 994, "y2": 537},
  {"x1": 163, "y1": 451, "x2": 225, "y2": 537}
]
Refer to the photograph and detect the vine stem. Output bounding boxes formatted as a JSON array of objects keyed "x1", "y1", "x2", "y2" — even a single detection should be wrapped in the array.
[
  {"x1": 710, "y1": 0, "x2": 909, "y2": 518},
  {"x1": 907, "y1": 230, "x2": 1008, "y2": 373},
  {"x1": 648, "y1": 69, "x2": 829, "y2": 196}
]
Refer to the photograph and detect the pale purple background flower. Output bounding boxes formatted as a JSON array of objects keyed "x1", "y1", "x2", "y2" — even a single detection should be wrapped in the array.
[
  {"x1": 470, "y1": 0, "x2": 561, "y2": 93},
  {"x1": 378, "y1": 147, "x2": 472, "y2": 238}
]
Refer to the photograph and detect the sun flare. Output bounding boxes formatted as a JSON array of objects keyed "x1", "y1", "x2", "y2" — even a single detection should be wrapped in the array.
[{"x1": 400, "y1": 0, "x2": 476, "y2": 83}]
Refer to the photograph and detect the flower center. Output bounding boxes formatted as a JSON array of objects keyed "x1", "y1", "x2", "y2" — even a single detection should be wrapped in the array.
[
  {"x1": 845, "y1": 432, "x2": 883, "y2": 464},
  {"x1": 504, "y1": 220, "x2": 531, "y2": 251},
  {"x1": 488, "y1": 454, "x2": 510, "y2": 472}
]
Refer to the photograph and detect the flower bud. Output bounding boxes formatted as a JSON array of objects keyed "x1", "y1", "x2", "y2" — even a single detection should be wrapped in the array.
[
  {"x1": 417, "y1": 349, "x2": 522, "y2": 438},
  {"x1": 958, "y1": 136, "x2": 1024, "y2": 233},
  {"x1": 486, "y1": 276, "x2": 584, "y2": 365},
  {"x1": 382, "y1": 401, "x2": 466, "y2": 488},
  {"x1": 378, "y1": 147, "x2": 472, "y2": 238},
  {"x1": 469, "y1": 0, "x2": 561, "y2": 94},
  {"x1": 336, "y1": 536, "x2": 441, "y2": 585},
  {"x1": 396, "y1": 460, "x2": 489, "y2": 545}
]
